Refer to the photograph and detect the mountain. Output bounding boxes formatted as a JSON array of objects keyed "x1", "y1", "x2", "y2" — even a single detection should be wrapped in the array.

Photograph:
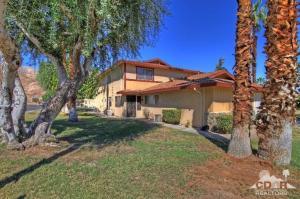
[{"x1": 0, "y1": 67, "x2": 44, "y2": 103}]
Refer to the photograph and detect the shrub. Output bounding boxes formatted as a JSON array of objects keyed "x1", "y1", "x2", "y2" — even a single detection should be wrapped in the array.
[
  {"x1": 185, "y1": 120, "x2": 191, "y2": 128},
  {"x1": 162, "y1": 109, "x2": 181, "y2": 124},
  {"x1": 215, "y1": 114, "x2": 233, "y2": 134},
  {"x1": 143, "y1": 108, "x2": 151, "y2": 119}
]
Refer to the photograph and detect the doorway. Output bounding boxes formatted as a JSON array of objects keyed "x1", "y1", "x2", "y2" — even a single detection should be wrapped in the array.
[{"x1": 126, "y1": 95, "x2": 136, "y2": 117}]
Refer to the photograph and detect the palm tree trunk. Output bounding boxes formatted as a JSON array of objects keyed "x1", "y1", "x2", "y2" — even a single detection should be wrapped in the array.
[
  {"x1": 257, "y1": 0, "x2": 298, "y2": 165},
  {"x1": 252, "y1": 34, "x2": 257, "y2": 83},
  {"x1": 228, "y1": 0, "x2": 253, "y2": 158}
]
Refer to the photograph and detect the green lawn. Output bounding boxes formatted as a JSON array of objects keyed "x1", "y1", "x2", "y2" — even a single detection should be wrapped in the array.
[
  {"x1": 0, "y1": 112, "x2": 299, "y2": 198},
  {"x1": 0, "y1": 112, "x2": 220, "y2": 199}
]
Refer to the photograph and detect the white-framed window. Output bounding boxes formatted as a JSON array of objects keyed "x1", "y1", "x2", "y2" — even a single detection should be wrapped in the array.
[
  {"x1": 144, "y1": 95, "x2": 158, "y2": 105},
  {"x1": 136, "y1": 67, "x2": 154, "y2": 81}
]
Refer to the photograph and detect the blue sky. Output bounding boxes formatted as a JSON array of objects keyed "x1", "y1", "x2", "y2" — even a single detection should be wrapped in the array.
[
  {"x1": 23, "y1": 0, "x2": 267, "y2": 78},
  {"x1": 139, "y1": 0, "x2": 267, "y2": 78}
]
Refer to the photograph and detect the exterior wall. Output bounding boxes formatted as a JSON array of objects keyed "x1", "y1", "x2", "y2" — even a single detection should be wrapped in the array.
[
  {"x1": 82, "y1": 62, "x2": 262, "y2": 128},
  {"x1": 126, "y1": 80, "x2": 159, "y2": 90},
  {"x1": 125, "y1": 64, "x2": 191, "y2": 90},
  {"x1": 210, "y1": 87, "x2": 233, "y2": 113},
  {"x1": 136, "y1": 87, "x2": 234, "y2": 128},
  {"x1": 83, "y1": 65, "x2": 125, "y2": 116},
  {"x1": 136, "y1": 89, "x2": 204, "y2": 127},
  {"x1": 253, "y1": 92, "x2": 262, "y2": 114}
]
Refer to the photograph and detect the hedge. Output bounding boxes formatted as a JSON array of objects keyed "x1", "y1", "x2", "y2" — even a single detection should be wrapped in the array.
[
  {"x1": 162, "y1": 109, "x2": 181, "y2": 124},
  {"x1": 215, "y1": 114, "x2": 233, "y2": 134}
]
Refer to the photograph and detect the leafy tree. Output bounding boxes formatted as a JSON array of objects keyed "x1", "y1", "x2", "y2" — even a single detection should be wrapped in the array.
[
  {"x1": 256, "y1": 0, "x2": 298, "y2": 165},
  {"x1": 215, "y1": 58, "x2": 226, "y2": 71},
  {"x1": 228, "y1": 0, "x2": 253, "y2": 158},
  {"x1": 37, "y1": 62, "x2": 100, "y2": 100},
  {"x1": 3, "y1": 0, "x2": 167, "y2": 147},
  {"x1": 77, "y1": 70, "x2": 100, "y2": 99},
  {"x1": 36, "y1": 62, "x2": 59, "y2": 101}
]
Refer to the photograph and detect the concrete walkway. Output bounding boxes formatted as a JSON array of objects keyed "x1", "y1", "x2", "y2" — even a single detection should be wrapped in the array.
[
  {"x1": 144, "y1": 120, "x2": 231, "y2": 149},
  {"x1": 96, "y1": 115, "x2": 231, "y2": 149}
]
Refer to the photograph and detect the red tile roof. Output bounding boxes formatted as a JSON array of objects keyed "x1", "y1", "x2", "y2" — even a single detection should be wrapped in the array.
[
  {"x1": 114, "y1": 61, "x2": 264, "y2": 95},
  {"x1": 118, "y1": 60, "x2": 201, "y2": 74},
  {"x1": 188, "y1": 70, "x2": 235, "y2": 80},
  {"x1": 117, "y1": 77, "x2": 264, "y2": 95}
]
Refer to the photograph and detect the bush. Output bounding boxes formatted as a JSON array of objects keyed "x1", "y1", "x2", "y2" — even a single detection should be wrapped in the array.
[
  {"x1": 162, "y1": 109, "x2": 181, "y2": 124},
  {"x1": 215, "y1": 114, "x2": 233, "y2": 134},
  {"x1": 143, "y1": 108, "x2": 151, "y2": 119}
]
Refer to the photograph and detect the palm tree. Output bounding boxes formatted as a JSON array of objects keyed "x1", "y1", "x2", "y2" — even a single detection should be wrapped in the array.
[
  {"x1": 256, "y1": 77, "x2": 266, "y2": 85},
  {"x1": 257, "y1": 0, "x2": 298, "y2": 165},
  {"x1": 250, "y1": 0, "x2": 267, "y2": 83},
  {"x1": 228, "y1": 0, "x2": 253, "y2": 158}
]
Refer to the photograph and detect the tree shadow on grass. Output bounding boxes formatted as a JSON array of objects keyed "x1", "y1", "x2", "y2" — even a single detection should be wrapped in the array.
[
  {"x1": 197, "y1": 129, "x2": 258, "y2": 155},
  {"x1": 196, "y1": 130, "x2": 230, "y2": 152},
  {"x1": 53, "y1": 117, "x2": 159, "y2": 147},
  {"x1": 0, "y1": 116, "x2": 158, "y2": 189}
]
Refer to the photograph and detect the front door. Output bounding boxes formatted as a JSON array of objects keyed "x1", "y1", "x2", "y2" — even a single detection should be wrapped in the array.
[{"x1": 126, "y1": 95, "x2": 136, "y2": 117}]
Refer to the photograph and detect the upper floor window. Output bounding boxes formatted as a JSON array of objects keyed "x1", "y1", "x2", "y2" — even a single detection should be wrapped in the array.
[{"x1": 136, "y1": 67, "x2": 154, "y2": 81}]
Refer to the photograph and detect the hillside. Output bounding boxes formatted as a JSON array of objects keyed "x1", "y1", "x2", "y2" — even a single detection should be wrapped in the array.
[{"x1": 0, "y1": 67, "x2": 44, "y2": 103}]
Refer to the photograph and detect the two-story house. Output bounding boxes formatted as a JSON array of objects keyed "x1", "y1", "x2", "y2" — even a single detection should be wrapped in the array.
[{"x1": 84, "y1": 58, "x2": 262, "y2": 128}]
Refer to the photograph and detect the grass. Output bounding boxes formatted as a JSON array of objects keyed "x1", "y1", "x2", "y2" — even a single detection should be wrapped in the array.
[
  {"x1": 292, "y1": 126, "x2": 300, "y2": 169},
  {"x1": 1, "y1": 112, "x2": 299, "y2": 198},
  {"x1": 0, "y1": 112, "x2": 219, "y2": 199},
  {"x1": 250, "y1": 126, "x2": 300, "y2": 170}
]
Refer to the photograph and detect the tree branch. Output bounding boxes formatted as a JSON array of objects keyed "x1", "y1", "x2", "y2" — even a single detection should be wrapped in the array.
[
  {"x1": 71, "y1": 37, "x2": 83, "y2": 79},
  {"x1": 82, "y1": 48, "x2": 95, "y2": 77},
  {"x1": 14, "y1": 20, "x2": 68, "y2": 85}
]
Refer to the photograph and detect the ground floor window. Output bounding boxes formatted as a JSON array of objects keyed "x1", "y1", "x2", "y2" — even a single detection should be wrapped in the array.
[
  {"x1": 137, "y1": 96, "x2": 141, "y2": 110},
  {"x1": 154, "y1": 95, "x2": 159, "y2": 105},
  {"x1": 145, "y1": 96, "x2": 149, "y2": 105},
  {"x1": 115, "y1": 96, "x2": 124, "y2": 107},
  {"x1": 108, "y1": 97, "x2": 112, "y2": 108},
  {"x1": 144, "y1": 95, "x2": 158, "y2": 105}
]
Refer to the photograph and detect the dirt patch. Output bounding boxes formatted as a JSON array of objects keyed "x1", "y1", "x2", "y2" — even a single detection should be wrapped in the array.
[{"x1": 182, "y1": 155, "x2": 300, "y2": 199}]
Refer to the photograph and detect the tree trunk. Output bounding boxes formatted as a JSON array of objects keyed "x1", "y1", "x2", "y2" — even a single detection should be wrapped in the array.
[
  {"x1": 67, "y1": 51, "x2": 78, "y2": 122},
  {"x1": 228, "y1": 124, "x2": 252, "y2": 157},
  {"x1": 228, "y1": 0, "x2": 253, "y2": 158},
  {"x1": 0, "y1": 51, "x2": 23, "y2": 149},
  {"x1": 252, "y1": 34, "x2": 257, "y2": 83},
  {"x1": 67, "y1": 94, "x2": 78, "y2": 122},
  {"x1": 12, "y1": 74, "x2": 28, "y2": 138},
  {"x1": 257, "y1": 0, "x2": 298, "y2": 165},
  {"x1": 0, "y1": 1, "x2": 24, "y2": 149},
  {"x1": 24, "y1": 79, "x2": 80, "y2": 147}
]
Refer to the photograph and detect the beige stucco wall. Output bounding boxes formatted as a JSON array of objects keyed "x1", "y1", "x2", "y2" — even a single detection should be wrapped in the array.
[
  {"x1": 210, "y1": 87, "x2": 233, "y2": 113},
  {"x1": 136, "y1": 87, "x2": 235, "y2": 127},
  {"x1": 125, "y1": 64, "x2": 191, "y2": 90},
  {"x1": 136, "y1": 89, "x2": 204, "y2": 127},
  {"x1": 83, "y1": 65, "x2": 125, "y2": 116},
  {"x1": 126, "y1": 80, "x2": 160, "y2": 90},
  {"x1": 83, "y1": 62, "x2": 262, "y2": 127}
]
